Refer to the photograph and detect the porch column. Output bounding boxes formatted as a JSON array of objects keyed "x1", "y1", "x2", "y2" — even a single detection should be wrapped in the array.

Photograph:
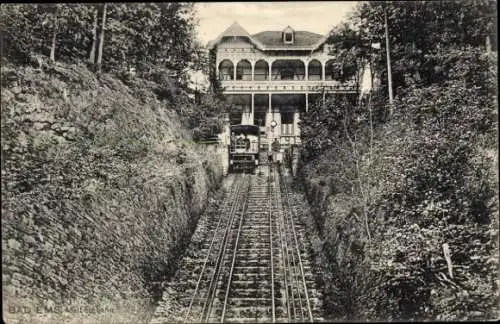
[
  {"x1": 306, "y1": 93, "x2": 309, "y2": 113},
  {"x1": 251, "y1": 93, "x2": 254, "y2": 125},
  {"x1": 268, "y1": 93, "x2": 273, "y2": 151},
  {"x1": 268, "y1": 93, "x2": 272, "y2": 114},
  {"x1": 294, "y1": 109, "x2": 300, "y2": 140},
  {"x1": 305, "y1": 61, "x2": 308, "y2": 81},
  {"x1": 251, "y1": 61, "x2": 255, "y2": 81},
  {"x1": 269, "y1": 61, "x2": 273, "y2": 81},
  {"x1": 322, "y1": 61, "x2": 326, "y2": 81}
]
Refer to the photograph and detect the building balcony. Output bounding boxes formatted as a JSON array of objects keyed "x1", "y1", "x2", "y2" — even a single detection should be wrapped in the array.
[
  {"x1": 220, "y1": 78, "x2": 358, "y2": 93},
  {"x1": 218, "y1": 58, "x2": 359, "y2": 93}
]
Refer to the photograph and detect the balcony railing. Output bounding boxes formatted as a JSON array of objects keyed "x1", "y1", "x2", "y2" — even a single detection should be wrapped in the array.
[
  {"x1": 220, "y1": 79, "x2": 358, "y2": 92},
  {"x1": 280, "y1": 135, "x2": 301, "y2": 147},
  {"x1": 236, "y1": 73, "x2": 252, "y2": 81},
  {"x1": 271, "y1": 73, "x2": 306, "y2": 81},
  {"x1": 281, "y1": 123, "x2": 295, "y2": 136}
]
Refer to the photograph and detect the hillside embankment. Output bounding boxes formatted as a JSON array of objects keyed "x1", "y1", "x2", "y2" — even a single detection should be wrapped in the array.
[
  {"x1": 297, "y1": 89, "x2": 498, "y2": 321},
  {"x1": 296, "y1": 48, "x2": 498, "y2": 321},
  {"x1": 1, "y1": 61, "x2": 224, "y2": 323}
]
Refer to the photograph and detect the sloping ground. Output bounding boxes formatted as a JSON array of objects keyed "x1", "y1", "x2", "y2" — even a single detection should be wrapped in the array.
[
  {"x1": 297, "y1": 67, "x2": 498, "y2": 320},
  {"x1": 1, "y1": 62, "x2": 223, "y2": 323},
  {"x1": 298, "y1": 127, "x2": 498, "y2": 321}
]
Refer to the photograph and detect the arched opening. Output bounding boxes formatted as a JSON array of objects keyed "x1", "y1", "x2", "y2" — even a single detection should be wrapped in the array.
[
  {"x1": 308, "y1": 60, "x2": 322, "y2": 81},
  {"x1": 325, "y1": 59, "x2": 343, "y2": 81},
  {"x1": 254, "y1": 60, "x2": 269, "y2": 81},
  {"x1": 218, "y1": 60, "x2": 234, "y2": 81},
  {"x1": 236, "y1": 60, "x2": 252, "y2": 81},
  {"x1": 271, "y1": 60, "x2": 305, "y2": 81}
]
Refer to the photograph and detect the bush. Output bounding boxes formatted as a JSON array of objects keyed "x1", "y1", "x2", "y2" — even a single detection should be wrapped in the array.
[{"x1": 298, "y1": 47, "x2": 498, "y2": 321}]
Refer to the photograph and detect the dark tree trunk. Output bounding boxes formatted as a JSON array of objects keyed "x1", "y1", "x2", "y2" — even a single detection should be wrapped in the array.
[
  {"x1": 50, "y1": 9, "x2": 58, "y2": 63},
  {"x1": 96, "y1": 3, "x2": 107, "y2": 74},
  {"x1": 89, "y1": 7, "x2": 98, "y2": 65}
]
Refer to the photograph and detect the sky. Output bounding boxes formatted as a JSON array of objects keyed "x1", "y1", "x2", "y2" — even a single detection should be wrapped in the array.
[{"x1": 194, "y1": 2, "x2": 357, "y2": 46}]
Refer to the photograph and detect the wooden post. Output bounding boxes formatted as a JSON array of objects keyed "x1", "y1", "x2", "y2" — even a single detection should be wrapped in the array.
[
  {"x1": 486, "y1": 35, "x2": 492, "y2": 56},
  {"x1": 305, "y1": 61, "x2": 308, "y2": 81},
  {"x1": 442, "y1": 243, "x2": 453, "y2": 279},
  {"x1": 250, "y1": 93, "x2": 254, "y2": 125},
  {"x1": 305, "y1": 93, "x2": 309, "y2": 113},
  {"x1": 268, "y1": 93, "x2": 272, "y2": 115}
]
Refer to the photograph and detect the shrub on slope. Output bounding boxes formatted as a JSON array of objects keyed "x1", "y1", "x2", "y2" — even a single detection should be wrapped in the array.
[
  {"x1": 1, "y1": 61, "x2": 222, "y2": 321},
  {"x1": 298, "y1": 49, "x2": 498, "y2": 321}
]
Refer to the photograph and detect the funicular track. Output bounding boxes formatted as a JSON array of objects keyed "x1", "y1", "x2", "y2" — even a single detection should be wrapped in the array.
[{"x1": 152, "y1": 165, "x2": 322, "y2": 323}]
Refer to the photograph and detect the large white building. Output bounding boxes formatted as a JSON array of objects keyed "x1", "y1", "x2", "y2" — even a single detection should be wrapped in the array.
[{"x1": 209, "y1": 22, "x2": 359, "y2": 154}]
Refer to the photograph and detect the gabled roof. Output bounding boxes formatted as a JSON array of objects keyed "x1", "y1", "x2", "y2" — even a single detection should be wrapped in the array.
[
  {"x1": 221, "y1": 21, "x2": 251, "y2": 38},
  {"x1": 208, "y1": 22, "x2": 327, "y2": 51},
  {"x1": 207, "y1": 21, "x2": 265, "y2": 50},
  {"x1": 252, "y1": 30, "x2": 324, "y2": 49}
]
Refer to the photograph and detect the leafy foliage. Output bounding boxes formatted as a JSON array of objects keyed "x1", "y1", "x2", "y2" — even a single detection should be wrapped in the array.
[
  {"x1": 299, "y1": 2, "x2": 498, "y2": 321},
  {"x1": 1, "y1": 4, "x2": 200, "y2": 75},
  {"x1": 347, "y1": 0, "x2": 497, "y2": 96}
]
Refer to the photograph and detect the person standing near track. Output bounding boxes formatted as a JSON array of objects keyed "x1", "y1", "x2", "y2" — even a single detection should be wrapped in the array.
[{"x1": 271, "y1": 138, "x2": 280, "y2": 166}]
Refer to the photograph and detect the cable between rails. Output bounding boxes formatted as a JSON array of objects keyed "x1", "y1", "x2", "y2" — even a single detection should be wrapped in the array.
[
  {"x1": 220, "y1": 175, "x2": 252, "y2": 322},
  {"x1": 280, "y1": 170, "x2": 314, "y2": 322},
  {"x1": 268, "y1": 165, "x2": 276, "y2": 323},
  {"x1": 273, "y1": 165, "x2": 292, "y2": 322}
]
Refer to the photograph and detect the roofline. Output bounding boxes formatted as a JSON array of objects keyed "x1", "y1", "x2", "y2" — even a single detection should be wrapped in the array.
[
  {"x1": 208, "y1": 34, "x2": 266, "y2": 51},
  {"x1": 208, "y1": 36, "x2": 327, "y2": 51},
  {"x1": 259, "y1": 36, "x2": 327, "y2": 51},
  {"x1": 208, "y1": 23, "x2": 328, "y2": 51}
]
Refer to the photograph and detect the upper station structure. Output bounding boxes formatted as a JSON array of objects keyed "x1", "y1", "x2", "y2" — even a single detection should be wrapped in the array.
[{"x1": 208, "y1": 21, "x2": 358, "y2": 154}]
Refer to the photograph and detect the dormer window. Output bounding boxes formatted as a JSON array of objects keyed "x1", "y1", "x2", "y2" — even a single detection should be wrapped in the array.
[{"x1": 282, "y1": 26, "x2": 295, "y2": 44}]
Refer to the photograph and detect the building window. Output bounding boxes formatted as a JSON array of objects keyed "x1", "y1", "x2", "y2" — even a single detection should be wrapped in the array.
[{"x1": 282, "y1": 26, "x2": 295, "y2": 44}]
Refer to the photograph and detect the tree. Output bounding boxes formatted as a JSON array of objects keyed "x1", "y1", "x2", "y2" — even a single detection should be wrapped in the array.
[
  {"x1": 299, "y1": 1, "x2": 498, "y2": 321},
  {"x1": 1, "y1": 3, "x2": 200, "y2": 78},
  {"x1": 349, "y1": 0, "x2": 497, "y2": 94},
  {"x1": 96, "y1": 3, "x2": 107, "y2": 74},
  {"x1": 89, "y1": 5, "x2": 98, "y2": 65}
]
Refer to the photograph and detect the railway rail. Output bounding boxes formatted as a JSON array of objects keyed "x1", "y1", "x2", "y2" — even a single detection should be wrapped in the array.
[{"x1": 151, "y1": 165, "x2": 322, "y2": 323}]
